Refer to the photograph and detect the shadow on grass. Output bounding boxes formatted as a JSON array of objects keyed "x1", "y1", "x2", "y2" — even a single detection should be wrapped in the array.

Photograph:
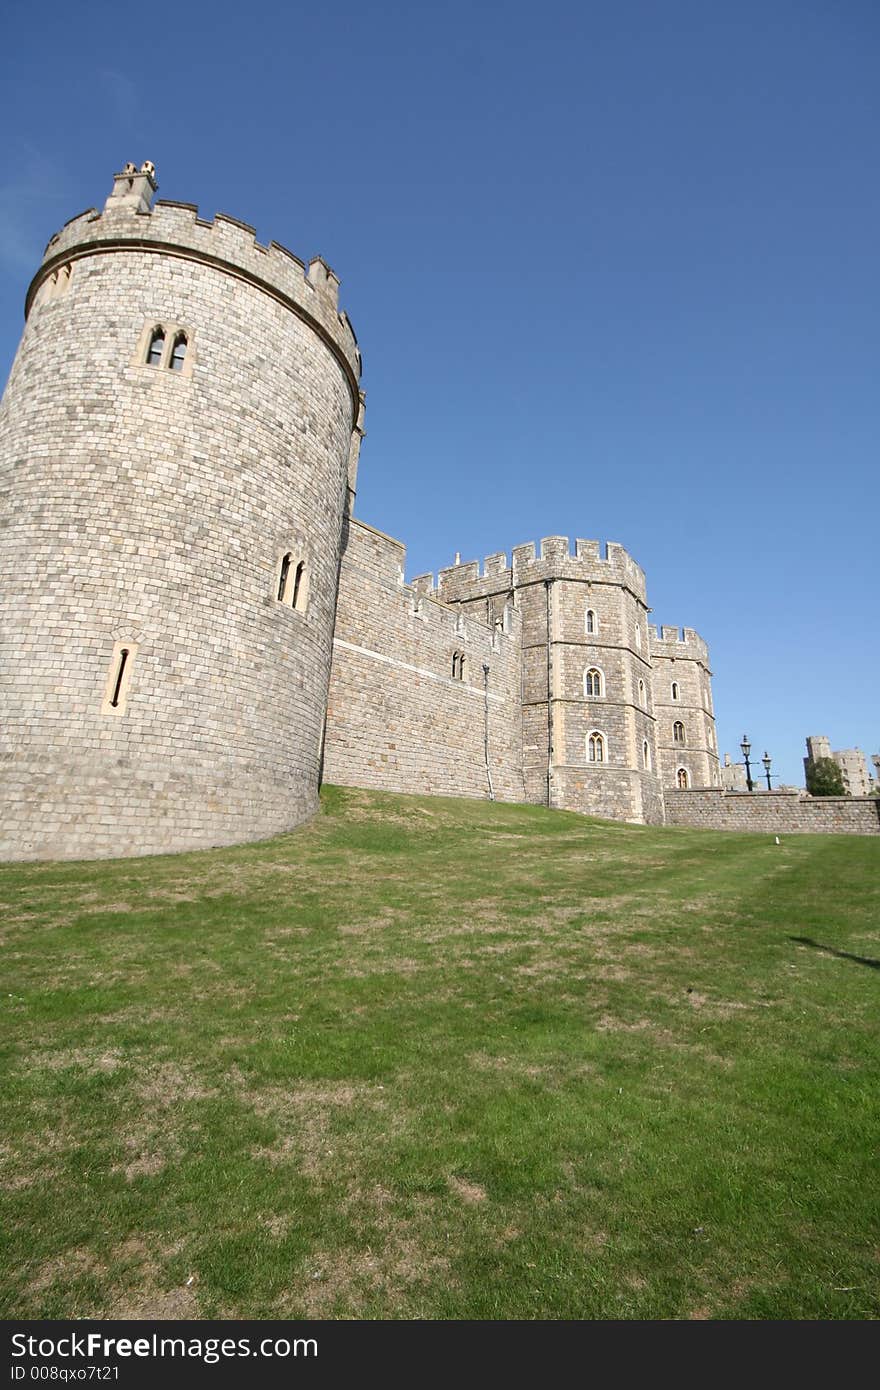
[{"x1": 790, "y1": 936, "x2": 880, "y2": 971}]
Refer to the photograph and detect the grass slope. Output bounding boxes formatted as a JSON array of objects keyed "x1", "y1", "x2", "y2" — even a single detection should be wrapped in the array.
[{"x1": 1, "y1": 787, "x2": 878, "y2": 1320}]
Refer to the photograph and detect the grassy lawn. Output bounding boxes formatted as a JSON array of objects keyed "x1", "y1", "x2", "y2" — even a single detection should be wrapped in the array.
[{"x1": 1, "y1": 786, "x2": 878, "y2": 1320}]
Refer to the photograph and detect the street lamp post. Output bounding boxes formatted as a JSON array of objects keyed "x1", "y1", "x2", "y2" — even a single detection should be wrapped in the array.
[
  {"x1": 741, "y1": 735, "x2": 754, "y2": 792},
  {"x1": 762, "y1": 752, "x2": 772, "y2": 791}
]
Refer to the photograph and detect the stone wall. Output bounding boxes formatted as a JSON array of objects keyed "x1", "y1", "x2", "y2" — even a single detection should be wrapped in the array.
[
  {"x1": 664, "y1": 789, "x2": 880, "y2": 835},
  {"x1": 323, "y1": 519, "x2": 524, "y2": 803}
]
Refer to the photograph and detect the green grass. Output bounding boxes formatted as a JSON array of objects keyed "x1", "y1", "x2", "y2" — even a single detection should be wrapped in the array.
[{"x1": 1, "y1": 786, "x2": 878, "y2": 1319}]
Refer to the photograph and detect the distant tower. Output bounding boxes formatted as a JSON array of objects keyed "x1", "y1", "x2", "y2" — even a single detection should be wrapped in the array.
[
  {"x1": 0, "y1": 163, "x2": 364, "y2": 859},
  {"x1": 805, "y1": 734, "x2": 833, "y2": 766}
]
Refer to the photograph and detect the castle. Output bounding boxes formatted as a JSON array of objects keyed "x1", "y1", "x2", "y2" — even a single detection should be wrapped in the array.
[
  {"x1": 804, "y1": 737, "x2": 874, "y2": 798},
  {"x1": 0, "y1": 164, "x2": 720, "y2": 861}
]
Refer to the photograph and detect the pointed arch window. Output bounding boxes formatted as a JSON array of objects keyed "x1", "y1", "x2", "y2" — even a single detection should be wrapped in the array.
[
  {"x1": 677, "y1": 767, "x2": 690, "y2": 789},
  {"x1": 277, "y1": 553, "x2": 292, "y2": 602},
  {"x1": 584, "y1": 667, "x2": 604, "y2": 698},
  {"x1": 139, "y1": 321, "x2": 193, "y2": 375},
  {"x1": 169, "y1": 332, "x2": 188, "y2": 373},
  {"x1": 291, "y1": 560, "x2": 307, "y2": 612},
  {"x1": 673, "y1": 721, "x2": 685, "y2": 746},
  {"x1": 276, "y1": 551, "x2": 309, "y2": 612},
  {"x1": 587, "y1": 731, "x2": 606, "y2": 763},
  {"x1": 146, "y1": 327, "x2": 166, "y2": 367},
  {"x1": 638, "y1": 678, "x2": 646, "y2": 708},
  {"x1": 643, "y1": 739, "x2": 651, "y2": 771},
  {"x1": 452, "y1": 651, "x2": 467, "y2": 681},
  {"x1": 671, "y1": 681, "x2": 680, "y2": 702},
  {"x1": 585, "y1": 608, "x2": 597, "y2": 635},
  {"x1": 44, "y1": 263, "x2": 72, "y2": 303}
]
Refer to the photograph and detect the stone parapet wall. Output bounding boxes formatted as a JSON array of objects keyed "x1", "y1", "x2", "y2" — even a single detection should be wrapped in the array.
[
  {"x1": 426, "y1": 535, "x2": 648, "y2": 606},
  {"x1": 323, "y1": 520, "x2": 525, "y2": 803},
  {"x1": 647, "y1": 624, "x2": 710, "y2": 665},
  {"x1": 664, "y1": 789, "x2": 880, "y2": 835}
]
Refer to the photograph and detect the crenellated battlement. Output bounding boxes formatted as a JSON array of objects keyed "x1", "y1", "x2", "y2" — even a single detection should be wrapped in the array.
[
  {"x1": 431, "y1": 535, "x2": 648, "y2": 604},
  {"x1": 648, "y1": 624, "x2": 709, "y2": 663},
  {"x1": 343, "y1": 519, "x2": 519, "y2": 645},
  {"x1": 27, "y1": 165, "x2": 361, "y2": 403}
]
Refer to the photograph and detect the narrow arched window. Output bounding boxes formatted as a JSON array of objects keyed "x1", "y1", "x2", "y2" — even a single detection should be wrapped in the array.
[
  {"x1": 452, "y1": 651, "x2": 466, "y2": 680},
  {"x1": 292, "y1": 560, "x2": 306, "y2": 611},
  {"x1": 169, "y1": 332, "x2": 188, "y2": 372},
  {"x1": 277, "y1": 553, "x2": 292, "y2": 601},
  {"x1": 110, "y1": 649, "x2": 129, "y2": 708},
  {"x1": 638, "y1": 678, "x2": 646, "y2": 708},
  {"x1": 677, "y1": 767, "x2": 690, "y2": 789},
  {"x1": 673, "y1": 721, "x2": 685, "y2": 745},
  {"x1": 45, "y1": 264, "x2": 71, "y2": 302},
  {"x1": 587, "y1": 731, "x2": 606, "y2": 763},
  {"x1": 643, "y1": 739, "x2": 651, "y2": 770},
  {"x1": 146, "y1": 327, "x2": 165, "y2": 367},
  {"x1": 584, "y1": 667, "x2": 604, "y2": 698},
  {"x1": 585, "y1": 608, "x2": 596, "y2": 635},
  {"x1": 102, "y1": 639, "x2": 138, "y2": 716},
  {"x1": 671, "y1": 681, "x2": 680, "y2": 701}
]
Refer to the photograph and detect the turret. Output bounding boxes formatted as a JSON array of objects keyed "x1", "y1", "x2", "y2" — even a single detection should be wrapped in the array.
[
  {"x1": 0, "y1": 163, "x2": 363, "y2": 860},
  {"x1": 648, "y1": 624, "x2": 719, "y2": 789}
]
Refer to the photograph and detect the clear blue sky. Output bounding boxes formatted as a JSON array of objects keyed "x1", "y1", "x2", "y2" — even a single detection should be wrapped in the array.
[{"x1": 1, "y1": 0, "x2": 877, "y2": 789}]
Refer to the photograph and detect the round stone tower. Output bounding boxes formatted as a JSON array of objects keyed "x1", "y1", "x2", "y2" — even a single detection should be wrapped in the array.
[{"x1": 0, "y1": 162, "x2": 365, "y2": 860}]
